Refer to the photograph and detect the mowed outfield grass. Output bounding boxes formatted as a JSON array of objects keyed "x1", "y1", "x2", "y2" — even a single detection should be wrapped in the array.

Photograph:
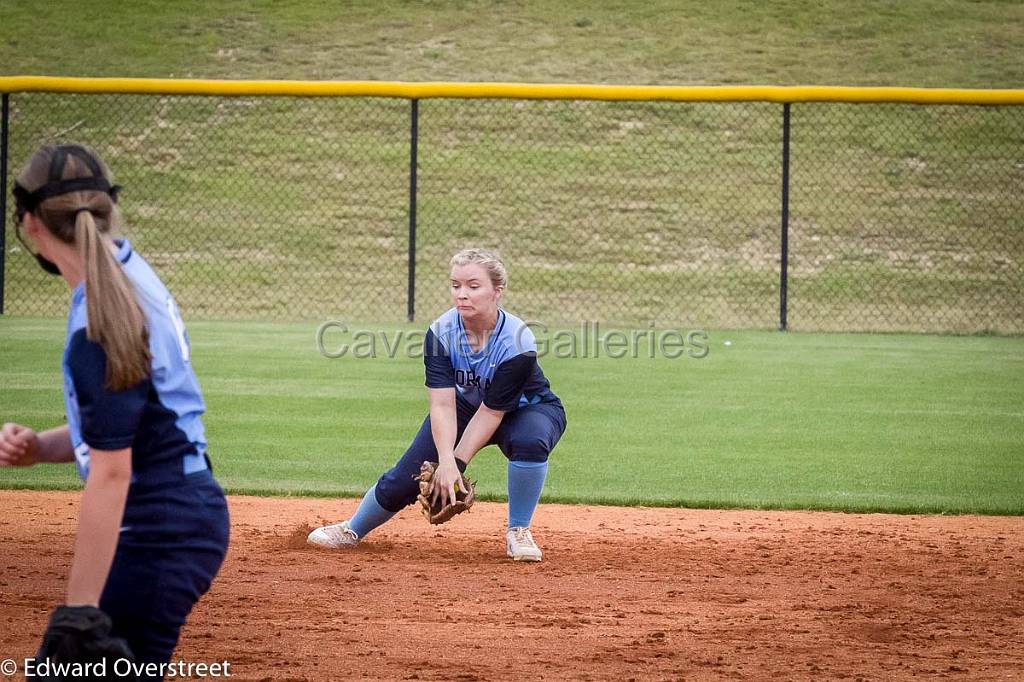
[
  {"x1": 2, "y1": 317, "x2": 1021, "y2": 515},
  {"x1": 1, "y1": 3, "x2": 1021, "y2": 517}
]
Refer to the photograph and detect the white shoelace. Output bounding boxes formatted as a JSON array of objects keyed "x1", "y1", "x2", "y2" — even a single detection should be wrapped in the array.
[
  {"x1": 512, "y1": 527, "x2": 536, "y2": 547},
  {"x1": 329, "y1": 523, "x2": 358, "y2": 543}
]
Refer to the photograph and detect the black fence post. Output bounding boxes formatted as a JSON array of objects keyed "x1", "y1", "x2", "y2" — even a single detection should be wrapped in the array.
[
  {"x1": 407, "y1": 99, "x2": 419, "y2": 323},
  {"x1": 779, "y1": 102, "x2": 791, "y2": 332},
  {"x1": 0, "y1": 94, "x2": 9, "y2": 316}
]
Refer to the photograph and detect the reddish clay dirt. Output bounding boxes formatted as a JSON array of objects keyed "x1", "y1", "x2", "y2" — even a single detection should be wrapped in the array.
[{"x1": 1, "y1": 490, "x2": 1022, "y2": 681}]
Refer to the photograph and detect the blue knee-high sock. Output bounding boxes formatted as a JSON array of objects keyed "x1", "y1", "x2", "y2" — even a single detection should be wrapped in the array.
[
  {"x1": 507, "y1": 461, "x2": 548, "y2": 529},
  {"x1": 348, "y1": 485, "x2": 398, "y2": 539}
]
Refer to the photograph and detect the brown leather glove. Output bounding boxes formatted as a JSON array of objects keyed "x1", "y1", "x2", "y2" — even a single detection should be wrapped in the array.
[{"x1": 414, "y1": 461, "x2": 476, "y2": 525}]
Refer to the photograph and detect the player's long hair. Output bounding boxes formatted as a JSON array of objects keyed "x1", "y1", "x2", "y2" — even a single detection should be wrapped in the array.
[
  {"x1": 451, "y1": 247, "x2": 508, "y2": 290},
  {"x1": 17, "y1": 146, "x2": 151, "y2": 390}
]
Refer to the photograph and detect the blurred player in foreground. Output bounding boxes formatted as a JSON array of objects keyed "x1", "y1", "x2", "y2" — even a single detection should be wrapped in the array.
[
  {"x1": 0, "y1": 145, "x2": 229, "y2": 679},
  {"x1": 309, "y1": 248, "x2": 567, "y2": 561}
]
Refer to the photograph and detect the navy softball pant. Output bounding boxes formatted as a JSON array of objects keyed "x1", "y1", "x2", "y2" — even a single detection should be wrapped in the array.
[
  {"x1": 100, "y1": 470, "x2": 230, "y2": 680},
  {"x1": 374, "y1": 398, "x2": 567, "y2": 512}
]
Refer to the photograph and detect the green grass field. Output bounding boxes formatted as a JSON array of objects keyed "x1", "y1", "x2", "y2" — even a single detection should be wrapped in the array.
[
  {"x1": 2, "y1": 317, "x2": 1021, "y2": 514},
  {"x1": 1, "y1": 4, "x2": 1022, "y2": 514}
]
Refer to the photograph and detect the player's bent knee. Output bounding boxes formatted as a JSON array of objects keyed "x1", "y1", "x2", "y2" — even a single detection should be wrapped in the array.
[
  {"x1": 506, "y1": 440, "x2": 552, "y2": 463},
  {"x1": 374, "y1": 471, "x2": 419, "y2": 512}
]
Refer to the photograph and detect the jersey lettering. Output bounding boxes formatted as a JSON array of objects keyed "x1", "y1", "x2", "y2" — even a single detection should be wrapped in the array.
[{"x1": 455, "y1": 368, "x2": 491, "y2": 390}]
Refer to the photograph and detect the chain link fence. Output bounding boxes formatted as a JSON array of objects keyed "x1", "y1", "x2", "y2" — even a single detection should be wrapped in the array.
[
  {"x1": 790, "y1": 103, "x2": 1023, "y2": 333},
  {"x1": 2, "y1": 91, "x2": 1021, "y2": 333}
]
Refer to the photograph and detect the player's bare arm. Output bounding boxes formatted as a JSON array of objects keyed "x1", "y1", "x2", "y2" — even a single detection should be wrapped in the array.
[
  {"x1": 65, "y1": 447, "x2": 131, "y2": 607},
  {"x1": 0, "y1": 423, "x2": 75, "y2": 466},
  {"x1": 428, "y1": 386, "x2": 462, "y2": 505}
]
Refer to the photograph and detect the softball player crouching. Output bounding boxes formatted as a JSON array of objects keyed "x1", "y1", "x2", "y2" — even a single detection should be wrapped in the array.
[
  {"x1": 0, "y1": 145, "x2": 229, "y2": 679},
  {"x1": 309, "y1": 248, "x2": 567, "y2": 561}
]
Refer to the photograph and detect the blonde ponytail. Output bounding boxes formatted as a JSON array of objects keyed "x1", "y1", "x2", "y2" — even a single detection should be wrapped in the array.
[
  {"x1": 17, "y1": 144, "x2": 151, "y2": 391},
  {"x1": 76, "y1": 210, "x2": 151, "y2": 390}
]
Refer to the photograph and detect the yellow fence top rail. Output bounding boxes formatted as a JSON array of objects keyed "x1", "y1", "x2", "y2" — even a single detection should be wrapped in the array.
[{"x1": 1, "y1": 76, "x2": 1022, "y2": 105}]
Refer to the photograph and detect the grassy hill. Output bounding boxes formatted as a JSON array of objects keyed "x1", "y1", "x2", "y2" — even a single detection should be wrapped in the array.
[
  {"x1": 1, "y1": 1, "x2": 1022, "y2": 331},
  {"x1": 3, "y1": 1, "x2": 1022, "y2": 86}
]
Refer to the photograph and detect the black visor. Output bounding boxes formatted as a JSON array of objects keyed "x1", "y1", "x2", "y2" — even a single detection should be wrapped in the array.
[{"x1": 11, "y1": 145, "x2": 121, "y2": 220}]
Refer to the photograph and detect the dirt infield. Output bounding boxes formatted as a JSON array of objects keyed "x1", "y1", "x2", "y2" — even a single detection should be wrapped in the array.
[{"x1": 1, "y1": 491, "x2": 1022, "y2": 681}]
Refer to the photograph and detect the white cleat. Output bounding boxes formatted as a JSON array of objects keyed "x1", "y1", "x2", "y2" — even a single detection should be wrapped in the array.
[
  {"x1": 307, "y1": 521, "x2": 360, "y2": 549},
  {"x1": 506, "y1": 527, "x2": 542, "y2": 562}
]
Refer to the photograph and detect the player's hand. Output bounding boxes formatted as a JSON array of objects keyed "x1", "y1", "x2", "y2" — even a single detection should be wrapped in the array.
[
  {"x1": 0, "y1": 422, "x2": 40, "y2": 467},
  {"x1": 431, "y1": 459, "x2": 463, "y2": 507}
]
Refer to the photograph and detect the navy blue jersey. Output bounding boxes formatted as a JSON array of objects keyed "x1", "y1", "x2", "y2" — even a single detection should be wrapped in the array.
[
  {"x1": 63, "y1": 240, "x2": 209, "y2": 486},
  {"x1": 424, "y1": 307, "x2": 559, "y2": 411}
]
